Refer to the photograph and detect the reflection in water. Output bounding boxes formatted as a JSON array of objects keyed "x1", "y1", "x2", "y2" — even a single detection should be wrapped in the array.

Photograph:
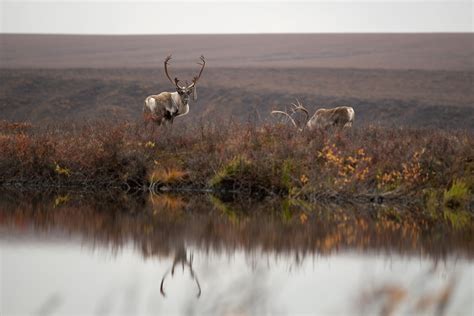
[
  {"x1": 357, "y1": 266, "x2": 462, "y2": 316},
  {"x1": 0, "y1": 190, "x2": 472, "y2": 260},
  {"x1": 160, "y1": 242, "x2": 202, "y2": 298},
  {"x1": 0, "y1": 190, "x2": 473, "y2": 315},
  {"x1": 2, "y1": 243, "x2": 472, "y2": 315},
  {"x1": 35, "y1": 293, "x2": 62, "y2": 316}
]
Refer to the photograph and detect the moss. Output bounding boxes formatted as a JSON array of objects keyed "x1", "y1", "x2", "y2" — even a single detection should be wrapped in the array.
[
  {"x1": 210, "y1": 155, "x2": 252, "y2": 188},
  {"x1": 443, "y1": 179, "x2": 470, "y2": 210},
  {"x1": 210, "y1": 155, "x2": 278, "y2": 196}
]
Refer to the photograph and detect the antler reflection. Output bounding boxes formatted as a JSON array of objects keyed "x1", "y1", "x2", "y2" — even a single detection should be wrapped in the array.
[{"x1": 160, "y1": 243, "x2": 201, "y2": 298}]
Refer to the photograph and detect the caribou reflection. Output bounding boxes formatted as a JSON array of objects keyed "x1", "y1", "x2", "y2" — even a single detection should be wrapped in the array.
[{"x1": 160, "y1": 243, "x2": 202, "y2": 298}]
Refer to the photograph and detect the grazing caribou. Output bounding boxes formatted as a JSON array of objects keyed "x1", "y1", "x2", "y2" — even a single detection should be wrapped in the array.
[
  {"x1": 144, "y1": 55, "x2": 206, "y2": 127},
  {"x1": 272, "y1": 100, "x2": 354, "y2": 131}
]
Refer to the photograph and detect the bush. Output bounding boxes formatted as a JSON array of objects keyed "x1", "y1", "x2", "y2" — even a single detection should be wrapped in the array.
[
  {"x1": 0, "y1": 120, "x2": 472, "y2": 205},
  {"x1": 210, "y1": 155, "x2": 285, "y2": 196}
]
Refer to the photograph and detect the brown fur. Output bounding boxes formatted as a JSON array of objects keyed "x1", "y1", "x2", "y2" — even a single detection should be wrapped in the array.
[
  {"x1": 143, "y1": 92, "x2": 177, "y2": 126},
  {"x1": 308, "y1": 106, "x2": 354, "y2": 130},
  {"x1": 272, "y1": 103, "x2": 354, "y2": 131}
]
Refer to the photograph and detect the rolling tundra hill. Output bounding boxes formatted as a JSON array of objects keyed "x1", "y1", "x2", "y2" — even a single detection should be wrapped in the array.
[{"x1": 1, "y1": 34, "x2": 473, "y2": 129}]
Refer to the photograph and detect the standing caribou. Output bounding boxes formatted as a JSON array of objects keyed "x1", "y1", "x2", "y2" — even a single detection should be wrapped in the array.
[
  {"x1": 272, "y1": 100, "x2": 354, "y2": 131},
  {"x1": 144, "y1": 55, "x2": 206, "y2": 127}
]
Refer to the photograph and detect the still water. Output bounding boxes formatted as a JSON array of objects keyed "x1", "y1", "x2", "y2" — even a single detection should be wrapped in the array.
[{"x1": 1, "y1": 191, "x2": 473, "y2": 315}]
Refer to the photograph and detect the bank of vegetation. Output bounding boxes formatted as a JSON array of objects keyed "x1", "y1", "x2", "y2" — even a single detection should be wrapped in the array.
[{"x1": 0, "y1": 120, "x2": 472, "y2": 212}]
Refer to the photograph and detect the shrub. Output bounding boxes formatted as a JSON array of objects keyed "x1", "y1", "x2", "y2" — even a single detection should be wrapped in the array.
[
  {"x1": 0, "y1": 120, "x2": 472, "y2": 204},
  {"x1": 210, "y1": 155, "x2": 266, "y2": 192}
]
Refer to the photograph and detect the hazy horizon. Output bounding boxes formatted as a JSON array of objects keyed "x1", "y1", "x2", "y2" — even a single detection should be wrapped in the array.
[{"x1": 1, "y1": 1, "x2": 472, "y2": 34}]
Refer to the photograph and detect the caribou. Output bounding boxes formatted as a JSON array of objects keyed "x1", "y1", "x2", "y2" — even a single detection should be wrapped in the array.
[
  {"x1": 272, "y1": 100, "x2": 354, "y2": 131},
  {"x1": 144, "y1": 55, "x2": 206, "y2": 127}
]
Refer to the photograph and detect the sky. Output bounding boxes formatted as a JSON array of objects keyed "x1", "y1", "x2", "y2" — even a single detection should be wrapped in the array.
[{"x1": 0, "y1": 1, "x2": 472, "y2": 34}]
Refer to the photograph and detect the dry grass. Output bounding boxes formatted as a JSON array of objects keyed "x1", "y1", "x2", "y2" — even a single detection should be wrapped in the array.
[{"x1": 0, "y1": 119, "x2": 472, "y2": 207}]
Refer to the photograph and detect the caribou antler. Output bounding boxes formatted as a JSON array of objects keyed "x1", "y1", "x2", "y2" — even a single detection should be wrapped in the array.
[
  {"x1": 271, "y1": 99, "x2": 310, "y2": 131},
  {"x1": 160, "y1": 248, "x2": 202, "y2": 298},
  {"x1": 160, "y1": 269, "x2": 170, "y2": 297},
  {"x1": 191, "y1": 270, "x2": 202, "y2": 298},
  {"x1": 271, "y1": 110, "x2": 299, "y2": 129},
  {"x1": 164, "y1": 55, "x2": 183, "y2": 88},
  {"x1": 290, "y1": 99, "x2": 309, "y2": 123},
  {"x1": 159, "y1": 264, "x2": 202, "y2": 298},
  {"x1": 189, "y1": 55, "x2": 206, "y2": 87}
]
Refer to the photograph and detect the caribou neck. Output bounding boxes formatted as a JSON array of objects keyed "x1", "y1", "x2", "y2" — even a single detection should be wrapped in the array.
[{"x1": 171, "y1": 92, "x2": 190, "y2": 117}]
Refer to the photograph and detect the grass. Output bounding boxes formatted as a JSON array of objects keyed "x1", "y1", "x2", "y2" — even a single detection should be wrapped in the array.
[
  {"x1": 150, "y1": 167, "x2": 188, "y2": 186},
  {"x1": 443, "y1": 179, "x2": 470, "y2": 209},
  {"x1": 0, "y1": 119, "x2": 472, "y2": 208},
  {"x1": 210, "y1": 155, "x2": 253, "y2": 188}
]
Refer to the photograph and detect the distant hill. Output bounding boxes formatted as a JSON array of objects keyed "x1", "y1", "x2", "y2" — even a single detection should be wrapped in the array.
[
  {"x1": 1, "y1": 34, "x2": 473, "y2": 70},
  {"x1": 0, "y1": 34, "x2": 473, "y2": 129}
]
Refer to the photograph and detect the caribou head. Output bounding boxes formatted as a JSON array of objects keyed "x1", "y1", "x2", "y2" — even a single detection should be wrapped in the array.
[{"x1": 164, "y1": 55, "x2": 205, "y2": 105}]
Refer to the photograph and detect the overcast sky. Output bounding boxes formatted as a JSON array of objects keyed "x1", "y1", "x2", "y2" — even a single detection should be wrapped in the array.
[{"x1": 1, "y1": 1, "x2": 472, "y2": 34}]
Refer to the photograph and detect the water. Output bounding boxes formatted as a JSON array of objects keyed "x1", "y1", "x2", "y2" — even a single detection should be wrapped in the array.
[{"x1": 1, "y1": 191, "x2": 473, "y2": 315}]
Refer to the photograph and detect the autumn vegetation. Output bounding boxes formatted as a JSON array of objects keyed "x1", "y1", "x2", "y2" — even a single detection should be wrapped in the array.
[{"x1": 0, "y1": 120, "x2": 472, "y2": 211}]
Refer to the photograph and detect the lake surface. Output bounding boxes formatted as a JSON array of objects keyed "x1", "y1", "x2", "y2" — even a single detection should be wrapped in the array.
[{"x1": 1, "y1": 191, "x2": 473, "y2": 315}]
